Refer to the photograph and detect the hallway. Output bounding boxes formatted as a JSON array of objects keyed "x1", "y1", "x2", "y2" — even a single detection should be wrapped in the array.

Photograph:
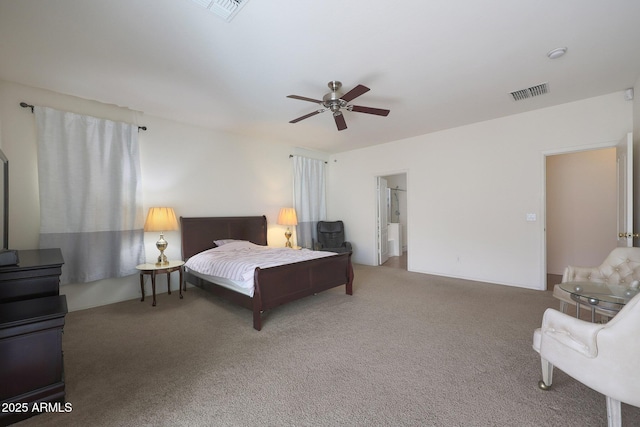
[{"x1": 382, "y1": 252, "x2": 407, "y2": 269}]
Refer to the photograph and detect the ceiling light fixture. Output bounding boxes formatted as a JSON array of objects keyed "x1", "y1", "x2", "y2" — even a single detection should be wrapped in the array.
[
  {"x1": 547, "y1": 47, "x2": 567, "y2": 59},
  {"x1": 190, "y1": 0, "x2": 249, "y2": 22}
]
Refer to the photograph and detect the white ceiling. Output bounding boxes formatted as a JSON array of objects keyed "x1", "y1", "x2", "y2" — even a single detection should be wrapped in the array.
[{"x1": 1, "y1": 0, "x2": 639, "y2": 153}]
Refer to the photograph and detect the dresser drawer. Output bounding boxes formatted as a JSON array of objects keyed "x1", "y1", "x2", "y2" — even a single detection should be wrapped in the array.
[
  {"x1": 0, "y1": 249, "x2": 64, "y2": 303},
  {"x1": 0, "y1": 275, "x2": 61, "y2": 303},
  {"x1": 0, "y1": 295, "x2": 67, "y2": 425}
]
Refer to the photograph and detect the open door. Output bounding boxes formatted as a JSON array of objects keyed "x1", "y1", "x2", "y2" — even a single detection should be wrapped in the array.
[
  {"x1": 616, "y1": 132, "x2": 634, "y2": 247},
  {"x1": 377, "y1": 176, "x2": 389, "y2": 265}
]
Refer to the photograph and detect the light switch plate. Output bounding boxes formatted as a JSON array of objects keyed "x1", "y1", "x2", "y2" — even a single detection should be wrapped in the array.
[{"x1": 526, "y1": 213, "x2": 537, "y2": 222}]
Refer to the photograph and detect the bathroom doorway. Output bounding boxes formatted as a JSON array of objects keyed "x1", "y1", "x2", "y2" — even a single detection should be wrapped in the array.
[{"x1": 378, "y1": 172, "x2": 407, "y2": 269}]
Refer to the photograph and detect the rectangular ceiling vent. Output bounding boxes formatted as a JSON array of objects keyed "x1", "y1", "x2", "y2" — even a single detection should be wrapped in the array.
[
  {"x1": 509, "y1": 82, "x2": 549, "y2": 101},
  {"x1": 190, "y1": 0, "x2": 249, "y2": 22}
]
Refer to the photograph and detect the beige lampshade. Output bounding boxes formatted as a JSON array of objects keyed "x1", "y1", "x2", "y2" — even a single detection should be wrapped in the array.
[
  {"x1": 277, "y1": 208, "x2": 298, "y2": 226},
  {"x1": 144, "y1": 207, "x2": 179, "y2": 232}
]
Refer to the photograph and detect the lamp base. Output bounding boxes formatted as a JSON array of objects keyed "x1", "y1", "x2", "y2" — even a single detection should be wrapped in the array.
[
  {"x1": 284, "y1": 229, "x2": 292, "y2": 248},
  {"x1": 156, "y1": 252, "x2": 169, "y2": 266},
  {"x1": 156, "y1": 233, "x2": 169, "y2": 266}
]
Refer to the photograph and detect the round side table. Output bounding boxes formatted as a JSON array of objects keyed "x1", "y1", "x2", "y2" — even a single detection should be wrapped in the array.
[{"x1": 135, "y1": 260, "x2": 185, "y2": 306}]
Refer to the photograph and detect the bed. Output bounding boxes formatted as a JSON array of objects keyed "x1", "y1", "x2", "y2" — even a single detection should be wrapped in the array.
[{"x1": 180, "y1": 216, "x2": 354, "y2": 330}]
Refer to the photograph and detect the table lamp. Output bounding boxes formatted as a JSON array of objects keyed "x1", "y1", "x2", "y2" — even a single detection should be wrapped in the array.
[
  {"x1": 277, "y1": 207, "x2": 298, "y2": 248},
  {"x1": 144, "y1": 207, "x2": 179, "y2": 265}
]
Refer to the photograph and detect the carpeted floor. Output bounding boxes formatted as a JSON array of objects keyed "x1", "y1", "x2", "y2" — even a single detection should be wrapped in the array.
[{"x1": 15, "y1": 264, "x2": 640, "y2": 426}]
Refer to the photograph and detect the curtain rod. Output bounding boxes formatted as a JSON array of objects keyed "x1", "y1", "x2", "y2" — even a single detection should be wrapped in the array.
[
  {"x1": 20, "y1": 102, "x2": 147, "y2": 131},
  {"x1": 289, "y1": 154, "x2": 327, "y2": 164}
]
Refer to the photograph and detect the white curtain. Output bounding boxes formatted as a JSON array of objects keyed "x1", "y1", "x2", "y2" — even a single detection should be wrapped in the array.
[
  {"x1": 35, "y1": 106, "x2": 145, "y2": 284},
  {"x1": 293, "y1": 156, "x2": 326, "y2": 248}
]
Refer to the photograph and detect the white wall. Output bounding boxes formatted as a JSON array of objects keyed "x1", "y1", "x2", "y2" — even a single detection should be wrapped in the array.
[
  {"x1": 327, "y1": 92, "x2": 633, "y2": 290},
  {"x1": 546, "y1": 149, "x2": 617, "y2": 275},
  {"x1": 0, "y1": 79, "x2": 324, "y2": 310}
]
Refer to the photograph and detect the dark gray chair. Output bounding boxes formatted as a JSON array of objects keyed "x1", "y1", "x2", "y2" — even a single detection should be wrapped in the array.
[{"x1": 315, "y1": 221, "x2": 352, "y2": 253}]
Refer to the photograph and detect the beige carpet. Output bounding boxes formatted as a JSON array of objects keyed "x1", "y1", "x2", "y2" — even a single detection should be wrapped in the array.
[{"x1": 16, "y1": 264, "x2": 640, "y2": 426}]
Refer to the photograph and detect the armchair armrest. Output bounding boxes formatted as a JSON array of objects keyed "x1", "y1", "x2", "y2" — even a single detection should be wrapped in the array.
[{"x1": 541, "y1": 308, "x2": 605, "y2": 358}]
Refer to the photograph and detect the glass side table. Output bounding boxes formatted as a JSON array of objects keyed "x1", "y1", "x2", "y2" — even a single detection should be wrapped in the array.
[{"x1": 559, "y1": 281, "x2": 639, "y2": 322}]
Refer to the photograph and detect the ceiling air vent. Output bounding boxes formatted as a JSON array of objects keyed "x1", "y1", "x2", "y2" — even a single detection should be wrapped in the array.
[
  {"x1": 509, "y1": 82, "x2": 549, "y2": 101},
  {"x1": 190, "y1": 0, "x2": 249, "y2": 22}
]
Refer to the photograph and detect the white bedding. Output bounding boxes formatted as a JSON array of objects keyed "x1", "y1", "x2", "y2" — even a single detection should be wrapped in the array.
[{"x1": 184, "y1": 241, "x2": 338, "y2": 297}]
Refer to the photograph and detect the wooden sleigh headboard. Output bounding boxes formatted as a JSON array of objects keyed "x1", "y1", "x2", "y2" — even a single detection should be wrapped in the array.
[{"x1": 180, "y1": 216, "x2": 268, "y2": 260}]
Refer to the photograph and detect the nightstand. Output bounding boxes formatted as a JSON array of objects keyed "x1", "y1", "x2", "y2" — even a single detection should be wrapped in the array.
[{"x1": 135, "y1": 260, "x2": 185, "y2": 306}]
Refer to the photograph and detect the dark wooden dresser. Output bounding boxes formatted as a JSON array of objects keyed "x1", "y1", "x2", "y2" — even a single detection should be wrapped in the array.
[{"x1": 0, "y1": 249, "x2": 66, "y2": 426}]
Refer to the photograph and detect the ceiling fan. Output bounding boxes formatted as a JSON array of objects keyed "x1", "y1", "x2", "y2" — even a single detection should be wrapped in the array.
[{"x1": 287, "y1": 81, "x2": 390, "y2": 131}]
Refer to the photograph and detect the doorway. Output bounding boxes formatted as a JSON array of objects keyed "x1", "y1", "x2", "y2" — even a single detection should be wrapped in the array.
[
  {"x1": 545, "y1": 140, "x2": 627, "y2": 290},
  {"x1": 377, "y1": 172, "x2": 408, "y2": 269}
]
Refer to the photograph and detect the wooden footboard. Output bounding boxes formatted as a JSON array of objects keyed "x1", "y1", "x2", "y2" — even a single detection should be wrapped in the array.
[{"x1": 252, "y1": 252, "x2": 353, "y2": 330}]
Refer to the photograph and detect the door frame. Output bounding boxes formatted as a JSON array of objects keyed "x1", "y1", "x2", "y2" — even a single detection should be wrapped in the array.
[
  {"x1": 616, "y1": 133, "x2": 634, "y2": 247},
  {"x1": 541, "y1": 135, "x2": 632, "y2": 289},
  {"x1": 375, "y1": 170, "x2": 409, "y2": 267},
  {"x1": 377, "y1": 176, "x2": 389, "y2": 266}
]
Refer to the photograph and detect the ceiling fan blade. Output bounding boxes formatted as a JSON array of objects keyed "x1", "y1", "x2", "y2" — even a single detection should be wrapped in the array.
[
  {"x1": 287, "y1": 95, "x2": 322, "y2": 104},
  {"x1": 350, "y1": 105, "x2": 391, "y2": 116},
  {"x1": 334, "y1": 112, "x2": 347, "y2": 131},
  {"x1": 289, "y1": 110, "x2": 322, "y2": 123},
  {"x1": 340, "y1": 84, "x2": 370, "y2": 102}
]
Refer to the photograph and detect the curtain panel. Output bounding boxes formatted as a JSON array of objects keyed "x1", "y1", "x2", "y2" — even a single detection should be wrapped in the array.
[
  {"x1": 293, "y1": 156, "x2": 326, "y2": 248},
  {"x1": 34, "y1": 106, "x2": 145, "y2": 284}
]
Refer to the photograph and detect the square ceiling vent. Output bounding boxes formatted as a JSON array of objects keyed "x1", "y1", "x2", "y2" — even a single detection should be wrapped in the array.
[
  {"x1": 509, "y1": 82, "x2": 549, "y2": 101},
  {"x1": 190, "y1": 0, "x2": 249, "y2": 22}
]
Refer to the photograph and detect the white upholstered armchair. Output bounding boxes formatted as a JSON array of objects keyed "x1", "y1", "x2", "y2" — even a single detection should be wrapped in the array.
[
  {"x1": 553, "y1": 247, "x2": 640, "y2": 317},
  {"x1": 532, "y1": 293, "x2": 640, "y2": 427}
]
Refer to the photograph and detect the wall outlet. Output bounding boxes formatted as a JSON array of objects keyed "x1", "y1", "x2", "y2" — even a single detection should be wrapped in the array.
[{"x1": 526, "y1": 213, "x2": 537, "y2": 222}]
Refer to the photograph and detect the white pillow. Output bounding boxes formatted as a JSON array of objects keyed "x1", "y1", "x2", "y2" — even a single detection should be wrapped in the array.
[
  {"x1": 214, "y1": 239, "x2": 240, "y2": 247},
  {"x1": 215, "y1": 240, "x2": 261, "y2": 251}
]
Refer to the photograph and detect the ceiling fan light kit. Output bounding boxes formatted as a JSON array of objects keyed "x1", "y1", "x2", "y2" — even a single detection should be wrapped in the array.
[{"x1": 287, "y1": 81, "x2": 390, "y2": 131}]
